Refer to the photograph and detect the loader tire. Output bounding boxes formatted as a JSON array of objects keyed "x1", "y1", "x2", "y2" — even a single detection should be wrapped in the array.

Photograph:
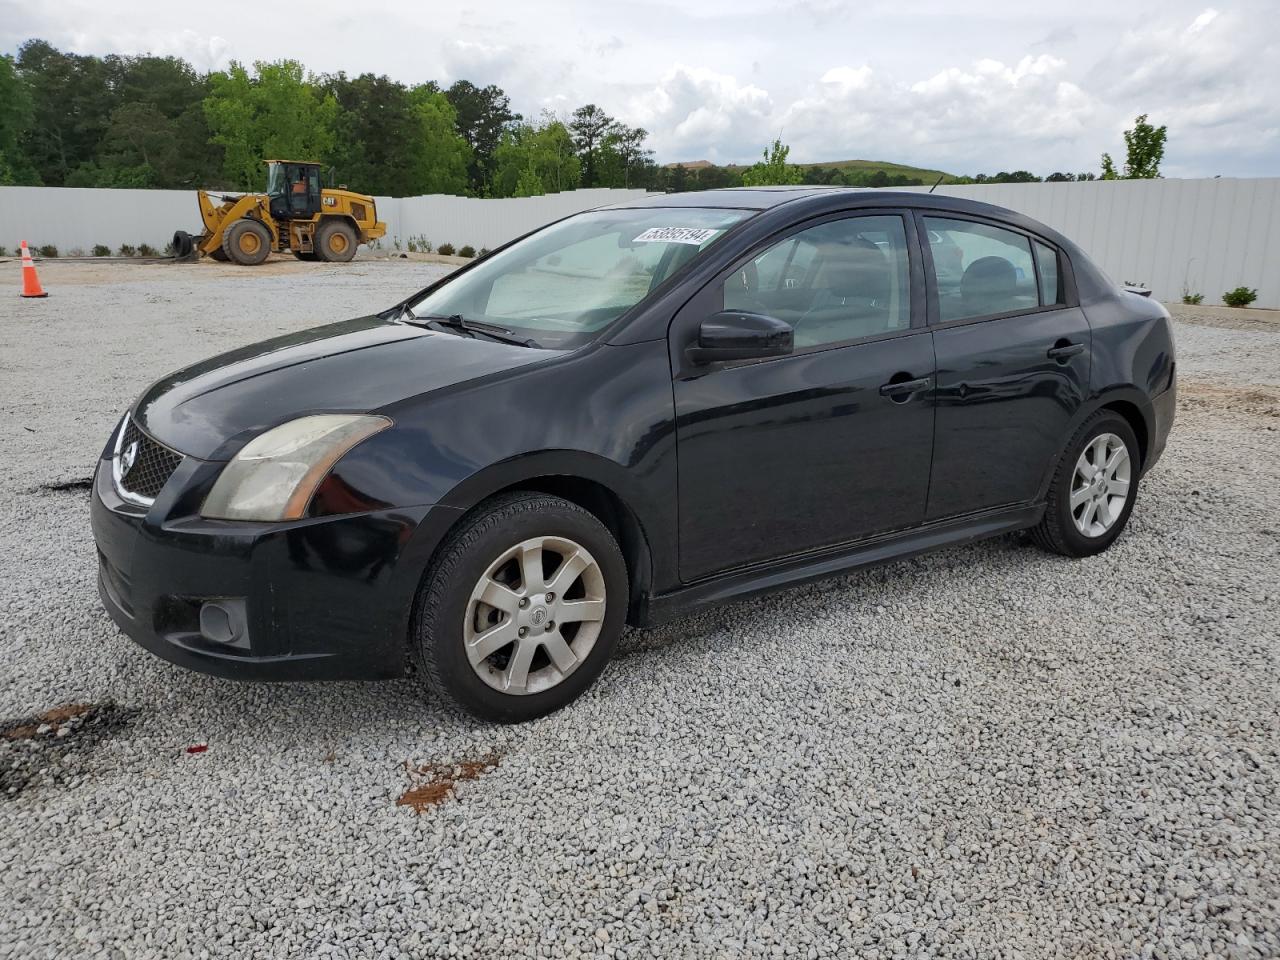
[
  {"x1": 209, "y1": 247, "x2": 229, "y2": 262},
  {"x1": 224, "y1": 219, "x2": 272, "y2": 266},
  {"x1": 316, "y1": 219, "x2": 358, "y2": 263},
  {"x1": 292, "y1": 250, "x2": 320, "y2": 262}
]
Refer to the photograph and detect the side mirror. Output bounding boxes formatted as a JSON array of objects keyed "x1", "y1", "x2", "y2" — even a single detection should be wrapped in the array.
[{"x1": 686, "y1": 311, "x2": 793, "y2": 364}]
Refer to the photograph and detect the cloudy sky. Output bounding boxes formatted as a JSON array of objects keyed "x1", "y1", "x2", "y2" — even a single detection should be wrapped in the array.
[{"x1": 2, "y1": 0, "x2": 1277, "y2": 177}]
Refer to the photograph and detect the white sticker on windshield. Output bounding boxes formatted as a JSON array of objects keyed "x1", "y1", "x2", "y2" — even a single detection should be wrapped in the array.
[{"x1": 632, "y1": 227, "x2": 720, "y2": 245}]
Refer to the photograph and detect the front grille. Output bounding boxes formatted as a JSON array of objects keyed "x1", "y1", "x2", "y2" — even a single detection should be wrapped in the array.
[{"x1": 116, "y1": 417, "x2": 183, "y2": 503}]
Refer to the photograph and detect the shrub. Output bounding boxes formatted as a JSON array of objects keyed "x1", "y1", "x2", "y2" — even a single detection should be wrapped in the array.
[
  {"x1": 437, "y1": 242, "x2": 456, "y2": 256},
  {"x1": 1222, "y1": 286, "x2": 1258, "y2": 308},
  {"x1": 138, "y1": 243, "x2": 157, "y2": 257},
  {"x1": 0, "y1": 245, "x2": 7, "y2": 257},
  {"x1": 1182, "y1": 292, "x2": 1203, "y2": 305},
  {"x1": 479, "y1": 247, "x2": 490, "y2": 257},
  {"x1": 117, "y1": 243, "x2": 137, "y2": 257},
  {"x1": 92, "y1": 244, "x2": 111, "y2": 257},
  {"x1": 459, "y1": 245, "x2": 476, "y2": 258},
  {"x1": 68, "y1": 246, "x2": 86, "y2": 258},
  {"x1": 37, "y1": 244, "x2": 59, "y2": 258}
]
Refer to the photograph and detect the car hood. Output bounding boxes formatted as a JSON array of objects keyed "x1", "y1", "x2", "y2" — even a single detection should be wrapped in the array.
[{"x1": 134, "y1": 316, "x2": 555, "y2": 460}]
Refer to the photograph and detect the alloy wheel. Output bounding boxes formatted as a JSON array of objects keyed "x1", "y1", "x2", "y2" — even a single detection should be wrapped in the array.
[
  {"x1": 463, "y1": 536, "x2": 607, "y2": 695},
  {"x1": 1070, "y1": 432, "x2": 1131, "y2": 538}
]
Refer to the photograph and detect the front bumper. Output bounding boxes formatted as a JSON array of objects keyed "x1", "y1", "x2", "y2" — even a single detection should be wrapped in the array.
[{"x1": 91, "y1": 455, "x2": 461, "y2": 681}]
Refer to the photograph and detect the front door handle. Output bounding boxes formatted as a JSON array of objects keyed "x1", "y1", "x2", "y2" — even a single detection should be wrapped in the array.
[
  {"x1": 1047, "y1": 341, "x2": 1085, "y2": 362},
  {"x1": 879, "y1": 376, "x2": 932, "y2": 399}
]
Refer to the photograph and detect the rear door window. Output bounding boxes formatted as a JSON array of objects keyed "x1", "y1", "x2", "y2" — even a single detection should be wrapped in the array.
[{"x1": 924, "y1": 217, "x2": 1038, "y2": 322}]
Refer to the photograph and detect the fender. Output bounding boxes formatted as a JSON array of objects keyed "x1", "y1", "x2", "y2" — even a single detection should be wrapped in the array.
[{"x1": 1033, "y1": 384, "x2": 1157, "y2": 501}]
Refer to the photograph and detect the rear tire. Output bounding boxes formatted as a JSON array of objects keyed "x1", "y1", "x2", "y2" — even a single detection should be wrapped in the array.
[
  {"x1": 1032, "y1": 410, "x2": 1140, "y2": 558},
  {"x1": 413, "y1": 493, "x2": 628, "y2": 723},
  {"x1": 316, "y1": 219, "x2": 357, "y2": 263},
  {"x1": 223, "y1": 219, "x2": 272, "y2": 266}
]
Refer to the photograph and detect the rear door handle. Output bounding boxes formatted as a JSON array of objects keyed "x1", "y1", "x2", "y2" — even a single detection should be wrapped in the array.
[
  {"x1": 879, "y1": 376, "x2": 932, "y2": 398},
  {"x1": 1047, "y1": 342, "x2": 1085, "y2": 361}
]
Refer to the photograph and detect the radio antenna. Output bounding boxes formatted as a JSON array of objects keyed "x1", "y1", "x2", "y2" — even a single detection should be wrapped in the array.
[{"x1": 928, "y1": 173, "x2": 945, "y2": 194}]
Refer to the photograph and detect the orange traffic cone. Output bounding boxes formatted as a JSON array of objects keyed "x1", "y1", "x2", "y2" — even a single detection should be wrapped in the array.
[{"x1": 20, "y1": 241, "x2": 49, "y2": 298}]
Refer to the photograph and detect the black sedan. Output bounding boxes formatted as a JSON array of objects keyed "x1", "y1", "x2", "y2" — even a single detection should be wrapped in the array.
[{"x1": 92, "y1": 189, "x2": 1176, "y2": 721}]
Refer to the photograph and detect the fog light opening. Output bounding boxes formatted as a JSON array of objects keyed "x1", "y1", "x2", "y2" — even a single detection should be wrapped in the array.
[{"x1": 198, "y1": 599, "x2": 250, "y2": 650}]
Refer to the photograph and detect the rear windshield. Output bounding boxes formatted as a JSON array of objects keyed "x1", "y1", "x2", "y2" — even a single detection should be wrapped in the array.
[{"x1": 409, "y1": 207, "x2": 752, "y2": 349}]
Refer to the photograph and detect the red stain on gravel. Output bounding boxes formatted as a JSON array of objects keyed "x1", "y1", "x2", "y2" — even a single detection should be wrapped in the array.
[
  {"x1": 185, "y1": 744, "x2": 208, "y2": 754},
  {"x1": 397, "y1": 754, "x2": 501, "y2": 813}
]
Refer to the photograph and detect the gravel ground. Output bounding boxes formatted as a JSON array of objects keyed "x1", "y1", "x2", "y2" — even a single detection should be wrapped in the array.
[{"x1": 1, "y1": 261, "x2": 1278, "y2": 960}]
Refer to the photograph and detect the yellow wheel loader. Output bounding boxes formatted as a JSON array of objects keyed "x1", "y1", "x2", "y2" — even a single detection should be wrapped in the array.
[{"x1": 173, "y1": 160, "x2": 386, "y2": 266}]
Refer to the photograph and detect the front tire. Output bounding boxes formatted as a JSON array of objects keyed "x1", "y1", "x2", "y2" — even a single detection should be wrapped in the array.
[
  {"x1": 413, "y1": 493, "x2": 628, "y2": 722},
  {"x1": 223, "y1": 218, "x2": 272, "y2": 265},
  {"x1": 1032, "y1": 410, "x2": 1140, "y2": 557}
]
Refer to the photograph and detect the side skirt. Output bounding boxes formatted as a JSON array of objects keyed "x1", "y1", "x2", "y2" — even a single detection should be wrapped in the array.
[{"x1": 642, "y1": 502, "x2": 1045, "y2": 626}]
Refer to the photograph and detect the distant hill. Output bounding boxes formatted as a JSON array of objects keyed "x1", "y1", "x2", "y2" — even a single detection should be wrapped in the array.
[
  {"x1": 664, "y1": 157, "x2": 960, "y2": 183},
  {"x1": 798, "y1": 158, "x2": 957, "y2": 182}
]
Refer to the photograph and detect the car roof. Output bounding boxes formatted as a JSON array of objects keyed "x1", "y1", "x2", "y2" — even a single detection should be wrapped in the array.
[
  {"x1": 601, "y1": 186, "x2": 848, "y2": 210},
  {"x1": 602, "y1": 186, "x2": 1029, "y2": 218}
]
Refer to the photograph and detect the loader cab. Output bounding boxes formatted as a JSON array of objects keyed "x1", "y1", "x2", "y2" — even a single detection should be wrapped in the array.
[{"x1": 266, "y1": 160, "x2": 321, "y2": 221}]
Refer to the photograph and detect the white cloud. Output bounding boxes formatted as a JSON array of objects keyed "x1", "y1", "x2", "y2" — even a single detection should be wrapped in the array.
[{"x1": 624, "y1": 66, "x2": 773, "y2": 161}]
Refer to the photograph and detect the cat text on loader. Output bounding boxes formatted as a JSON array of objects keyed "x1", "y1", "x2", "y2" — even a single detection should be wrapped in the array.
[{"x1": 172, "y1": 160, "x2": 387, "y2": 266}]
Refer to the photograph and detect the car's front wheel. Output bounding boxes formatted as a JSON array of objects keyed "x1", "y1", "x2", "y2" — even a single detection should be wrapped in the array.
[
  {"x1": 1032, "y1": 410, "x2": 1140, "y2": 557},
  {"x1": 414, "y1": 493, "x2": 627, "y2": 722}
]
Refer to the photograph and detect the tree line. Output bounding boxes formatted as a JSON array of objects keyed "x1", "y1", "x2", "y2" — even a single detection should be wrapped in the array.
[
  {"x1": 0, "y1": 42, "x2": 1165, "y2": 196},
  {"x1": 0, "y1": 41, "x2": 659, "y2": 197}
]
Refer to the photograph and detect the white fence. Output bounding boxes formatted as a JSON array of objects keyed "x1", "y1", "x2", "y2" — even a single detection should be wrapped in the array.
[
  {"x1": 1, "y1": 178, "x2": 1276, "y2": 308},
  {"x1": 0, "y1": 186, "x2": 654, "y2": 259}
]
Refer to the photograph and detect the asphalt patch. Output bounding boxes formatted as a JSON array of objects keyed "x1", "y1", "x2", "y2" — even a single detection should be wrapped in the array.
[
  {"x1": 37, "y1": 477, "x2": 95, "y2": 494},
  {"x1": 1, "y1": 702, "x2": 134, "y2": 800}
]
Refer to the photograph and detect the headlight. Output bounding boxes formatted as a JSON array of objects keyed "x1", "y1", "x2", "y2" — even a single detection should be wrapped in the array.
[{"x1": 201, "y1": 414, "x2": 391, "y2": 521}]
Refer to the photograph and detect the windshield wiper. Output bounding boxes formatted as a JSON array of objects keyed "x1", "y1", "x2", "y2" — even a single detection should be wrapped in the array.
[{"x1": 403, "y1": 310, "x2": 539, "y2": 348}]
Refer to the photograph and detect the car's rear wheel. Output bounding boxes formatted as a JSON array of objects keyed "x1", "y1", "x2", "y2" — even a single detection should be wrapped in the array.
[
  {"x1": 1032, "y1": 411, "x2": 1140, "y2": 557},
  {"x1": 414, "y1": 493, "x2": 627, "y2": 722}
]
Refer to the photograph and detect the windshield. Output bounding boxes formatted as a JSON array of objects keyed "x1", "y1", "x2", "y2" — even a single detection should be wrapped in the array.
[
  {"x1": 408, "y1": 207, "x2": 752, "y2": 349},
  {"x1": 265, "y1": 163, "x2": 286, "y2": 197}
]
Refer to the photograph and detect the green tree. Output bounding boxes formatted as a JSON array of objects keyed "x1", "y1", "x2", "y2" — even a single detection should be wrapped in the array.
[
  {"x1": 15, "y1": 40, "x2": 124, "y2": 186},
  {"x1": 741, "y1": 138, "x2": 803, "y2": 186},
  {"x1": 598, "y1": 124, "x2": 653, "y2": 188},
  {"x1": 325, "y1": 72, "x2": 424, "y2": 195},
  {"x1": 491, "y1": 117, "x2": 580, "y2": 197},
  {"x1": 444, "y1": 80, "x2": 518, "y2": 193},
  {"x1": 409, "y1": 87, "x2": 472, "y2": 195},
  {"x1": 514, "y1": 163, "x2": 545, "y2": 197},
  {"x1": 1100, "y1": 114, "x2": 1166, "y2": 180},
  {"x1": 569, "y1": 104, "x2": 614, "y2": 188},
  {"x1": 1121, "y1": 113, "x2": 1166, "y2": 178},
  {"x1": 204, "y1": 60, "x2": 338, "y2": 190},
  {"x1": 0, "y1": 54, "x2": 37, "y2": 184}
]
